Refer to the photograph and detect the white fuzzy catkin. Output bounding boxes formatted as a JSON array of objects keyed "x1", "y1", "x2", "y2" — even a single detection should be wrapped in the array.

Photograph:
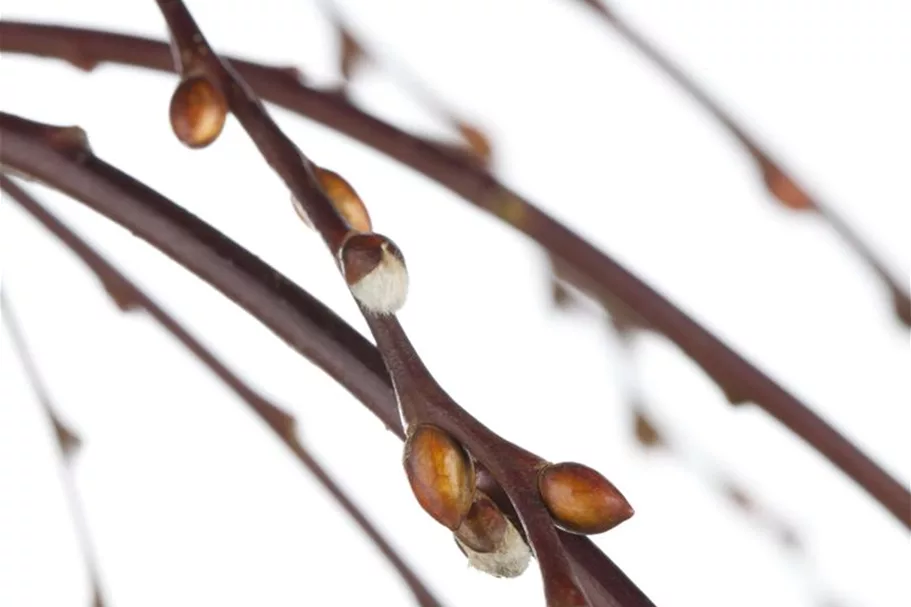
[
  {"x1": 348, "y1": 244, "x2": 409, "y2": 314},
  {"x1": 456, "y1": 517, "x2": 531, "y2": 578}
]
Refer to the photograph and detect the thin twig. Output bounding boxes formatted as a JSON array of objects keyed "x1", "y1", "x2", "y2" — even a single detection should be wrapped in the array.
[
  {"x1": 0, "y1": 116, "x2": 652, "y2": 607},
  {"x1": 152, "y1": 2, "x2": 619, "y2": 602},
  {"x1": 0, "y1": 173, "x2": 444, "y2": 607},
  {"x1": 576, "y1": 0, "x2": 910, "y2": 327},
  {"x1": 1, "y1": 291, "x2": 107, "y2": 607},
  {"x1": 1, "y1": 21, "x2": 904, "y2": 528}
]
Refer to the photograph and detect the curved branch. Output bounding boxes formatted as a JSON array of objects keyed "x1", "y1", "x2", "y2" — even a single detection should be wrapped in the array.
[
  {"x1": 1, "y1": 173, "x2": 443, "y2": 607},
  {"x1": 577, "y1": 0, "x2": 910, "y2": 327},
  {"x1": 0, "y1": 112, "x2": 653, "y2": 607},
  {"x1": 0, "y1": 21, "x2": 906, "y2": 528}
]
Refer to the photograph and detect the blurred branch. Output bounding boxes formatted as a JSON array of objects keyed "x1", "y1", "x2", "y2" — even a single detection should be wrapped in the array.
[
  {"x1": 576, "y1": 0, "x2": 910, "y2": 327},
  {"x1": 0, "y1": 119, "x2": 653, "y2": 607},
  {"x1": 0, "y1": 173, "x2": 443, "y2": 607},
  {"x1": 0, "y1": 21, "x2": 906, "y2": 529},
  {"x1": 315, "y1": 0, "x2": 493, "y2": 167},
  {"x1": 1, "y1": 292, "x2": 106, "y2": 607}
]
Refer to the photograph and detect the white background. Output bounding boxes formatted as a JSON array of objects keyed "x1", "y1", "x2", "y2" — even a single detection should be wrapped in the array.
[{"x1": 1, "y1": 1, "x2": 909, "y2": 606}]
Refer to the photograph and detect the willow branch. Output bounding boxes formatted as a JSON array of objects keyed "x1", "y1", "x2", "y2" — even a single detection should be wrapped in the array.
[
  {"x1": 1, "y1": 291, "x2": 107, "y2": 607},
  {"x1": 0, "y1": 113, "x2": 652, "y2": 607},
  {"x1": 0, "y1": 173, "x2": 443, "y2": 607},
  {"x1": 577, "y1": 0, "x2": 910, "y2": 327},
  {"x1": 0, "y1": 21, "x2": 905, "y2": 530}
]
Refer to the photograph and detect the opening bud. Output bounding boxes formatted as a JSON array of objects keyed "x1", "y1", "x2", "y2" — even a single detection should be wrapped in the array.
[
  {"x1": 338, "y1": 233, "x2": 408, "y2": 314},
  {"x1": 403, "y1": 424, "x2": 475, "y2": 530},
  {"x1": 455, "y1": 492, "x2": 507, "y2": 553},
  {"x1": 454, "y1": 502, "x2": 531, "y2": 578},
  {"x1": 169, "y1": 76, "x2": 228, "y2": 149},
  {"x1": 539, "y1": 462, "x2": 633, "y2": 535}
]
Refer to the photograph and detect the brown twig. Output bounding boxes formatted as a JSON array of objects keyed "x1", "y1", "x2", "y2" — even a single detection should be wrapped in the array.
[
  {"x1": 315, "y1": 0, "x2": 492, "y2": 166},
  {"x1": 0, "y1": 173, "x2": 444, "y2": 607},
  {"x1": 153, "y1": 2, "x2": 637, "y2": 603},
  {"x1": 1, "y1": 291, "x2": 107, "y2": 607},
  {"x1": 576, "y1": 0, "x2": 910, "y2": 327},
  {"x1": 1, "y1": 21, "x2": 903, "y2": 528},
  {"x1": 0, "y1": 113, "x2": 652, "y2": 607}
]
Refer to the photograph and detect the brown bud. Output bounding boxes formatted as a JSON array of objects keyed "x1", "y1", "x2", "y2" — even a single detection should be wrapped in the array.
[
  {"x1": 315, "y1": 167, "x2": 372, "y2": 232},
  {"x1": 455, "y1": 493, "x2": 507, "y2": 553},
  {"x1": 456, "y1": 122, "x2": 493, "y2": 166},
  {"x1": 757, "y1": 156, "x2": 814, "y2": 211},
  {"x1": 51, "y1": 416, "x2": 82, "y2": 459},
  {"x1": 339, "y1": 28, "x2": 367, "y2": 82},
  {"x1": 403, "y1": 424, "x2": 475, "y2": 530},
  {"x1": 169, "y1": 76, "x2": 227, "y2": 149},
  {"x1": 338, "y1": 233, "x2": 408, "y2": 314},
  {"x1": 633, "y1": 408, "x2": 663, "y2": 449},
  {"x1": 539, "y1": 462, "x2": 633, "y2": 534}
]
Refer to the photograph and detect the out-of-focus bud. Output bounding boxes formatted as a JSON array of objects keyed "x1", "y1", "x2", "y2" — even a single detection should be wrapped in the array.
[
  {"x1": 338, "y1": 233, "x2": 408, "y2": 314},
  {"x1": 169, "y1": 76, "x2": 227, "y2": 149},
  {"x1": 757, "y1": 157, "x2": 814, "y2": 211},
  {"x1": 633, "y1": 408, "x2": 663, "y2": 449},
  {"x1": 454, "y1": 493, "x2": 531, "y2": 578},
  {"x1": 538, "y1": 462, "x2": 633, "y2": 535},
  {"x1": 456, "y1": 122, "x2": 493, "y2": 167},
  {"x1": 403, "y1": 424, "x2": 475, "y2": 530}
]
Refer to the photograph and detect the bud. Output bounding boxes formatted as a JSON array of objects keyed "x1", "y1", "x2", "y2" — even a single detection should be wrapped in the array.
[
  {"x1": 315, "y1": 167, "x2": 372, "y2": 232},
  {"x1": 455, "y1": 510, "x2": 531, "y2": 578},
  {"x1": 455, "y1": 493, "x2": 507, "y2": 553},
  {"x1": 339, "y1": 28, "x2": 367, "y2": 82},
  {"x1": 338, "y1": 233, "x2": 408, "y2": 314},
  {"x1": 456, "y1": 122, "x2": 493, "y2": 167},
  {"x1": 757, "y1": 157, "x2": 814, "y2": 211},
  {"x1": 633, "y1": 408, "x2": 663, "y2": 449},
  {"x1": 169, "y1": 76, "x2": 228, "y2": 149},
  {"x1": 538, "y1": 462, "x2": 633, "y2": 534},
  {"x1": 51, "y1": 416, "x2": 82, "y2": 459},
  {"x1": 403, "y1": 424, "x2": 475, "y2": 530}
]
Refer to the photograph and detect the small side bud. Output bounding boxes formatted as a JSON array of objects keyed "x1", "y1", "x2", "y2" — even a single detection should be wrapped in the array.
[
  {"x1": 455, "y1": 493, "x2": 507, "y2": 553},
  {"x1": 338, "y1": 233, "x2": 408, "y2": 314},
  {"x1": 757, "y1": 156, "x2": 814, "y2": 211},
  {"x1": 455, "y1": 508, "x2": 531, "y2": 578},
  {"x1": 539, "y1": 462, "x2": 633, "y2": 535},
  {"x1": 169, "y1": 76, "x2": 228, "y2": 149},
  {"x1": 456, "y1": 121, "x2": 493, "y2": 167},
  {"x1": 291, "y1": 167, "x2": 373, "y2": 233},
  {"x1": 316, "y1": 167, "x2": 372, "y2": 232},
  {"x1": 403, "y1": 424, "x2": 475, "y2": 530}
]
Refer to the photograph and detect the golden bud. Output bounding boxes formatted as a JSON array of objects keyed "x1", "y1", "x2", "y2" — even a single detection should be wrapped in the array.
[
  {"x1": 315, "y1": 167, "x2": 372, "y2": 233},
  {"x1": 403, "y1": 424, "x2": 475, "y2": 530},
  {"x1": 538, "y1": 462, "x2": 633, "y2": 535},
  {"x1": 169, "y1": 76, "x2": 227, "y2": 149}
]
